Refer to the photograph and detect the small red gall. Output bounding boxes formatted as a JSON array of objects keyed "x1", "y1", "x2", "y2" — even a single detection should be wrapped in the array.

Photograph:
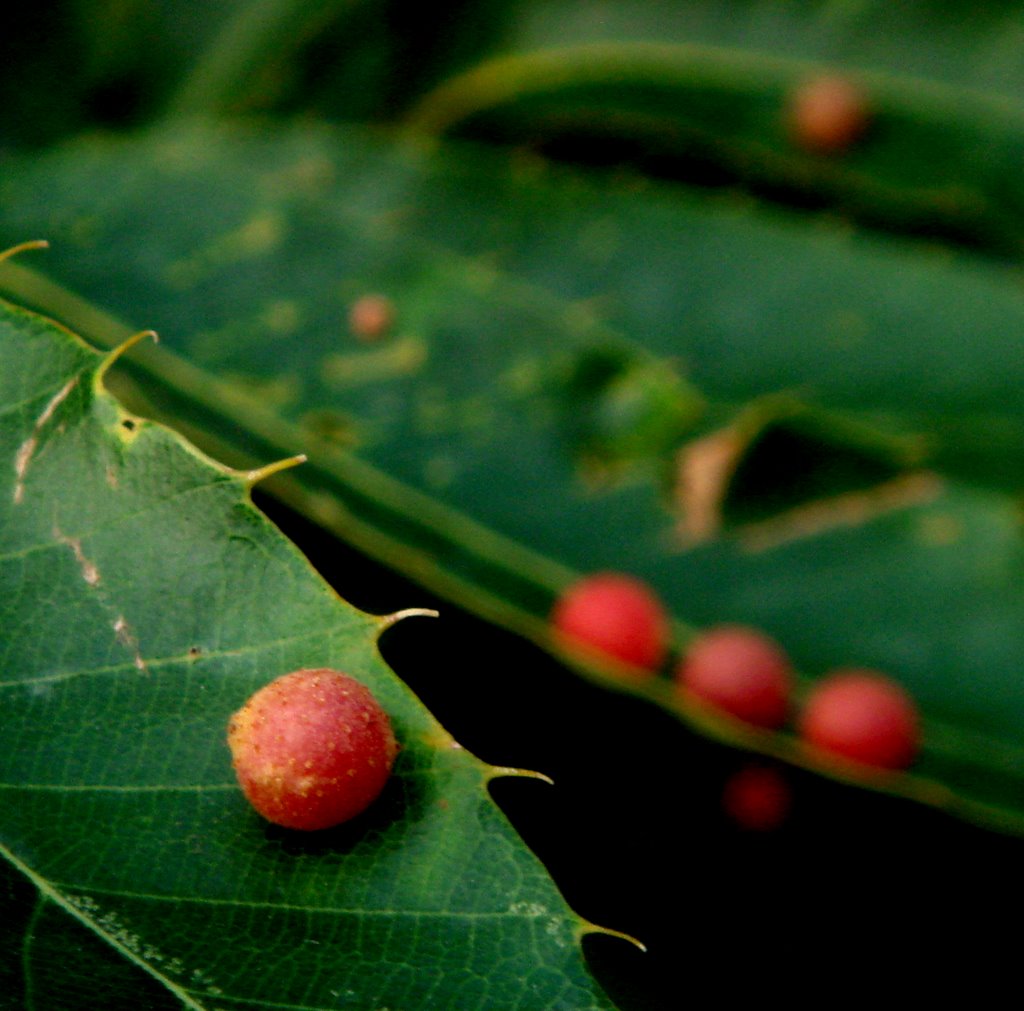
[
  {"x1": 348, "y1": 293, "x2": 395, "y2": 342},
  {"x1": 798, "y1": 668, "x2": 919, "y2": 770},
  {"x1": 227, "y1": 668, "x2": 398, "y2": 831},
  {"x1": 551, "y1": 572, "x2": 669, "y2": 674},
  {"x1": 722, "y1": 765, "x2": 791, "y2": 832},
  {"x1": 676, "y1": 625, "x2": 792, "y2": 729},
  {"x1": 788, "y1": 74, "x2": 869, "y2": 155}
]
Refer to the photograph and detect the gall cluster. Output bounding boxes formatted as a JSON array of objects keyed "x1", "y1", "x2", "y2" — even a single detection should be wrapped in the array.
[{"x1": 551, "y1": 571, "x2": 921, "y2": 776}]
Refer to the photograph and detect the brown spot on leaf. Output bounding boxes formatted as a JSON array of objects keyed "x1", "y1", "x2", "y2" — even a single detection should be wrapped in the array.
[
  {"x1": 738, "y1": 472, "x2": 943, "y2": 551},
  {"x1": 674, "y1": 426, "x2": 748, "y2": 543},
  {"x1": 673, "y1": 397, "x2": 926, "y2": 546},
  {"x1": 788, "y1": 74, "x2": 870, "y2": 155},
  {"x1": 348, "y1": 294, "x2": 395, "y2": 342},
  {"x1": 13, "y1": 377, "x2": 78, "y2": 504}
]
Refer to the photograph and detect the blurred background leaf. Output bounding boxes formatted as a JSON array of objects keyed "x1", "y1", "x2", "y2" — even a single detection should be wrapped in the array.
[{"x1": 2, "y1": 1, "x2": 1024, "y2": 1006}]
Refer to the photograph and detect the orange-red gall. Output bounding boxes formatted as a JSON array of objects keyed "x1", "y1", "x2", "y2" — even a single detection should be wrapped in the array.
[
  {"x1": 227, "y1": 669, "x2": 398, "y2": 830},
  {"x1": 722, "y1": 765, "x2": 791, "y2": 832},
  {"x1": 551, "y1": 572, "x2": 669, "y2": 674},
  {"x1": 676, "y1": 625, "x2": 792, "y2": 729},
  {"x1": 798, "y1": 669, "x2": 919, "y2": 770},
  {"x1": 788, "y1": 75, "x2": 869, "y2": 154},
  {"x1": 348, "y1": 294, "x2": 395, "y2": 341}
]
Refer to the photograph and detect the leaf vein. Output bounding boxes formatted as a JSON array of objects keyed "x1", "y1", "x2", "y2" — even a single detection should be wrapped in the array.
[
  {"x1": 0, "y1": 841, "x2": 210, "y2": 1011},
  {"x1": 0, "y1": 782, "x2": 237, "y2": 793},
  {"x1": 0, "y1": 628, "x2": 334, "y2": 689},
  {"x1": 55, "y1": 882, "x2": 560, "y2": 921}
]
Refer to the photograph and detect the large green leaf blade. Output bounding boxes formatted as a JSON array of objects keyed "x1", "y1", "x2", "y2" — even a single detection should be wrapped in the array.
[
  {"x1": 3, "y1": 125, "x2": 1024, "y2": 834},
  {"x1": 0, "y1": 299, "x2": 616, "y2": 1009}
]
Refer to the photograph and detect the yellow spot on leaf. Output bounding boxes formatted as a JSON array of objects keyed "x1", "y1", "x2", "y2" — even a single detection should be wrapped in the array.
[
  {"x1": 234, "y1": 213, "x2": 284, "y2": 255},
  {"x1": 221, "y1": 372, "x2": 301, "y2": 409},
  {"x1": 320, "y1": 335, "x2": 427, "y2": 388},
  {"x1": 164, "y1": 211, "x2": 286, "y2": 288},
  {"x1": 917, "y1": 511, "x2": 962, "y2": 547},
  {"x1": 262, "y1": 300, "x2": 302, "y2": 334}
]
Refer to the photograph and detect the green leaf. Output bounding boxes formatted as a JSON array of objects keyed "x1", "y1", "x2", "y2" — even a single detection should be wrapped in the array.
[
  {"x1": 0, "y1": 298, "x2": 619, "y2": 1008},
  {"x1": 2, "y1": 123, "x2": 1024, "y2": 835},
  {"x1": 406, "y1": 1, "x2": 1024, "y2": 253}
]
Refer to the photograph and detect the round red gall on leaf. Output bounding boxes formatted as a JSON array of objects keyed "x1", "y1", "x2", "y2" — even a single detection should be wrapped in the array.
[
  {"x1": 722, "y1": 765, "x2": 791, "y2": 832},
  {"x1": 676, "y1": 625, "x2": 792, "y2": 729},
  {"x1": 798, "y1": 669, "x2": 919, "y2": 770},
  {"x1": 788, "y1": 75, "x2": 869, "y2": 154},
  {"x1": 551, "y1": 572, "x2": 669, "y2": 674},
  {"x1": 227, "y1": 669, "x2": 398, "y2": 831},
  {"x1": 348, "y1": 293, "x2": 395, "y2": 341}
]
